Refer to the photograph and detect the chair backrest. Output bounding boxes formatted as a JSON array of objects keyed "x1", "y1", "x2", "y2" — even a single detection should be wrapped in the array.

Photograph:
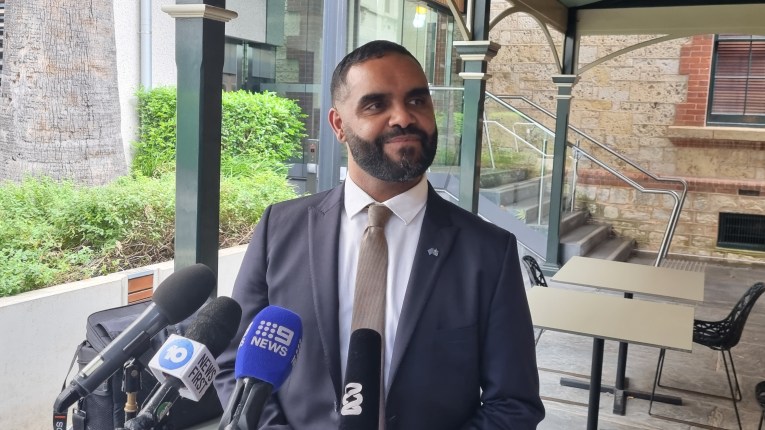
[
  {"x1": 522, "y1": 255, "x2": 548, "y2": 288},
  {"x1": 756, "y1": 380, "x2": 765, "y2": 410},
  {"x1": 717, "y1": 281, "x2": 765, "y2": 349}
]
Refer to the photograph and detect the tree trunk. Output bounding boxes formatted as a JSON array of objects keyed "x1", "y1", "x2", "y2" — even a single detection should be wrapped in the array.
[{"x1": 0, "y1": 0, "x2": 127, "y2": 185}]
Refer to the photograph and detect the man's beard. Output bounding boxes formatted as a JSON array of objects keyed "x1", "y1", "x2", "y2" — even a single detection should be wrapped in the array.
[{"x1": 345, "y1": 125, "x2": 438, "y2": 182}]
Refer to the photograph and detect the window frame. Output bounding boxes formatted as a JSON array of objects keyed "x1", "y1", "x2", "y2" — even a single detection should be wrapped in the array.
[{"x1": 706, "y1": 34, "x2": 765, "y2": 128}]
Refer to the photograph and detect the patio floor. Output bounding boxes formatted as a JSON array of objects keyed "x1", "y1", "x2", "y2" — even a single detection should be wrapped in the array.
[{"x1": 529, "y1": 255, "x2": 765, "y2": 429}]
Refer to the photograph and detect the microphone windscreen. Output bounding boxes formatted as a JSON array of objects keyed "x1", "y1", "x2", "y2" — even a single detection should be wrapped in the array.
[
  {"x1": 339, "y1": 328, "x2": 381, "y2": 428},
  {"x1": 235, "y1": 306, "x2": 303, "y2": 390},
  {"x1": 186, "y1": 296, "x2": 242, "y2": 357},
  {"x1": 152, "y1": 264, "x2": 216, "y2": 323}
]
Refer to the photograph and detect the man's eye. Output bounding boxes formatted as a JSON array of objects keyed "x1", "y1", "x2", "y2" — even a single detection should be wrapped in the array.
[
  {"x1": 365, "y1": 102, "x2": 383, "y2": 111},
  {"x1": 408, "y1": 98, "x2": 427, "y2": 106}
]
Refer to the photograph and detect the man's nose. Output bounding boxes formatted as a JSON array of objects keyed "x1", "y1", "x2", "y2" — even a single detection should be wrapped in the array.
[{"x1": 388, "y1": 102, "x2": 416, "y2": 129}]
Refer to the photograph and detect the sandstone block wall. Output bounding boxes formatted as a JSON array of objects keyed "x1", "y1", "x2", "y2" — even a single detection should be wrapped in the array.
[{"x1": 487, "y1": 11, "x2": 765, "y2": 262}]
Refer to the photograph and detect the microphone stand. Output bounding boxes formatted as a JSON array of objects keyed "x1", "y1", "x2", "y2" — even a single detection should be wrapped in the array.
[
  {"x1": 122, "y1": 358, "x2": 143, "y2": 423},
  {"x1": 124, "y1": 379, "x2": 182, "y2": 430}
]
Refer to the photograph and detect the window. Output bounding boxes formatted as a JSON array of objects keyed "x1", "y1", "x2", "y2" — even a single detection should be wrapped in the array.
[{"x1": 707, "y1": 35, "x2": 765, "y2": 127}]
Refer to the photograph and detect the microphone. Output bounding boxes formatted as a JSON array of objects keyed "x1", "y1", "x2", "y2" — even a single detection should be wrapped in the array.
[
  {"x1": 339, "y1": 328, "x2": 382, "y2": 430},
  {"x1": 124, "y1": 296, "x2": 242, "y2": 430},
  {"x1": 218, "y1": 305, "x2": 303, "y2": 430},
  {"x1": 53, "y1": 264, "x2": 216, "y2": 423}
]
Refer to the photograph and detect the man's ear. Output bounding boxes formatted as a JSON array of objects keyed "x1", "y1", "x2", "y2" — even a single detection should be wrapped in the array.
[{"x1": 328, "y1": 108, "x2": 345, "y2": 142}]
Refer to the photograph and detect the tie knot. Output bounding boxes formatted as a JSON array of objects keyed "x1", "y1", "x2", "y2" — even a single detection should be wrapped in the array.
[{"x1": 367, "y1": 204, "x2": 393, "y2": 228}]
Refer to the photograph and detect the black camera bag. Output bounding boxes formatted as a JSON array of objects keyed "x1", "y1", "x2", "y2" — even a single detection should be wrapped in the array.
[{"x1": 64, "y1": 301, "x2": 223, "y2": 430}]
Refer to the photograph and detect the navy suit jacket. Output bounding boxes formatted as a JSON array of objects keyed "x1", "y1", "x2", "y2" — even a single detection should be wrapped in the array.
[{"x1": 215, "y1": 182, "x2": 545, "y2": 429}]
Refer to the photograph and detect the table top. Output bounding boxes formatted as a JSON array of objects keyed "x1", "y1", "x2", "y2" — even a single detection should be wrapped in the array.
[
  {"x1": 527, "y1": 287, "x2": 694, "y2": 352},
  {"x1": 550, "y1": 256, "x2": 705, "y2": 302}
]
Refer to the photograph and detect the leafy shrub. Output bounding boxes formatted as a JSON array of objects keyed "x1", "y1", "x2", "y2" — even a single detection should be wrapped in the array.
[
  {"x1": 134, "y1": 87, "x2": 178, "y2": 177},
  {"x1": 133, "y1": 87, "x2": 306, "y2": 177},
  {"x1": 0, "y1": 87, "x2": 306, "y2": 297},
  {"x1": 0, "y1": 172, "x2": 296, "y2": 297}
]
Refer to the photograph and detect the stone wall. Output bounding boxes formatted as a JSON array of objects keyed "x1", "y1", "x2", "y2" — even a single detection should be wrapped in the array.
[{"x1": 487, "y1": 10, "x2": 765, "y2": 261}]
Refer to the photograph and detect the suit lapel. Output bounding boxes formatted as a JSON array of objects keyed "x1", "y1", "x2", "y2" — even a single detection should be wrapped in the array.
[
  {"x1": 308, "y1": 186, "x2": 344, "y2": 401},
  {"x1": 387, "y1": 186, "x2": 458, "y2": 393}
]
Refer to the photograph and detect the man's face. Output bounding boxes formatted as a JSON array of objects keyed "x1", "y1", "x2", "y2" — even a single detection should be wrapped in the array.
[{"x1": 329, "y1": 53, "x2": 438, "y2": 184}]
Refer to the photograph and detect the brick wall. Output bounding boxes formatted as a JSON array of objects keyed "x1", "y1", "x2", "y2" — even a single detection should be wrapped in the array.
[{"x1": 674, "y1": 35, "x2": 713, "y2": 127}]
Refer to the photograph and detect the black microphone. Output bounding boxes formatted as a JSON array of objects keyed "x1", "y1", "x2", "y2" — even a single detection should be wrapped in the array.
[
  {"x1": 339, "y1": 328, "x2": 382, "y2": 430},
  {"x1": 218, "y1": 306, "x2": 303, "y2": 430},
  {"x1": 124, "y1": 296, "x2": 242, "y2": 430},
  {"x1": 53, "y1": 264, "x2": 216, "y2": 422}
]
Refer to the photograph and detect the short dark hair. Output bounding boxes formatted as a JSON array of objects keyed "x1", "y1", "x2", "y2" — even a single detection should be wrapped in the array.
[{"x1": 330, "y1": 40, "x2": 421, "y2": 105}]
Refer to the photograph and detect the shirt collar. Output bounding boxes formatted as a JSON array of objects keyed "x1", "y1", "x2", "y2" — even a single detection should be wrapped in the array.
[{"x1": 344, "y1": 175, "x2": 428, "y2": 225}]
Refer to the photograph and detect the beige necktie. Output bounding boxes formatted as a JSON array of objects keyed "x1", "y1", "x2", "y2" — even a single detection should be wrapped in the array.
[
  {"x1": 351, "y1": 204, "x2": 392, "y2": 429},
  {"x1": 351, "y1": 204, "x2": 393, "y2": 333}
]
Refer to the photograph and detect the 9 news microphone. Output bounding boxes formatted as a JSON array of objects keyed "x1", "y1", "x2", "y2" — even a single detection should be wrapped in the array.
[
  {"x1": 339, "y1": 329, "x2": 382, "y2": 430},
  {"x1": 124, "y1": 296, "x2": 242, "y2": 430},
  {"x1": 53, "y1": 264, "x2": 216, "y2": 429},
  {"x1": 218, "y1": 306, "x2": 303, "y2": 430}
]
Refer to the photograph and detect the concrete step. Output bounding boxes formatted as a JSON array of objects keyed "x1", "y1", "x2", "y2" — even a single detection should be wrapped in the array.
[
  {"x1": 480, "y1": 175, "x2": 551, "y2": 206},
  {"x1": 478, "y1": 168, "x2": 528, "y2": 188},
  {"x1": 503, "y1": 195, "x2": 552, "y2": 224},
  {"x1": 560, "y1": 224, "x2": 610, "y2": 264},
  {"x1": 584, "y1": 236, "x2": 635, "y2": 262},
  {"x1": 559, "y1": 210, "x2": 588, "y2": 237}
]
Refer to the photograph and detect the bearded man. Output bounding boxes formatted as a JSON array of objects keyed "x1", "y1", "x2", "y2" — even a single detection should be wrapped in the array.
[{"x1": 215, "y1": 40, "x2": 545, "y2": 430}]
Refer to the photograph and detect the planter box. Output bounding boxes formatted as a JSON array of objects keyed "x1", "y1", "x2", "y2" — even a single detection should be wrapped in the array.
[{"x1": 0, "y1": 245, "x2": 248, "y2": 430}]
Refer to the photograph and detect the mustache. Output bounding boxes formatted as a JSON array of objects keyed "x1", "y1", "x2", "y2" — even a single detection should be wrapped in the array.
[{"x1": 376, "y1": 126, "x2": 429, "y2": 145}]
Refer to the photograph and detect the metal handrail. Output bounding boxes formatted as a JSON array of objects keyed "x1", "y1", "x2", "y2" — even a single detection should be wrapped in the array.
[{"x1": 487, "y1": 93, "x2": 688, "y2": 267}]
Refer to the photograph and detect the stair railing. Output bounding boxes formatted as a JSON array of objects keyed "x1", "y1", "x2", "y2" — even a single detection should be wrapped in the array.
[{"x1": 488, "y1": 93, "x2": 688, "y2": 266}]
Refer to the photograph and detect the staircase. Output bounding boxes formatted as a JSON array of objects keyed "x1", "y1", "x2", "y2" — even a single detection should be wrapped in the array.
[
  {"x1": 430, "y1": 171, "x2": 636, "y2": 264},
  {"x1": 479, "y1": 171, "x2": 635, "y2": 263}
]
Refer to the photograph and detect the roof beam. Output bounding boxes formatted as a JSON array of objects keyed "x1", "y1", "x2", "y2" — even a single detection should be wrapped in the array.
[
  {"x1": 578, "y1": 4, "x2": 765, "y2": 36},
  {"x1": 507, "y1": 0, "x2": 569, "y2": 33}
]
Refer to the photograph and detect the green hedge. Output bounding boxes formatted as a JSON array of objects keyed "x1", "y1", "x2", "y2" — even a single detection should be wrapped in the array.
[
  {"x1": 0, "y1": 172, "x2": 296, "y2": 297},
  {"x1": 0, "y1": 88, "x2": 307, "y2": 297},
  {"x1": 134, "y1": 87, "x2": 306, "y2": 177}
]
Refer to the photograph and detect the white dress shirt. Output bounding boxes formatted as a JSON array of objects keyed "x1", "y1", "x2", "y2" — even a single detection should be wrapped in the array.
[{"x1": 338, "y1": 175, "x2": 428, "y2": 391}]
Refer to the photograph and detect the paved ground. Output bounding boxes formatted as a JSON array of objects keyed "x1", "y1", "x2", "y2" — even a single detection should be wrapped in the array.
[{"x1": 528, "y1": 254, "x2": 765, "y2": 429}]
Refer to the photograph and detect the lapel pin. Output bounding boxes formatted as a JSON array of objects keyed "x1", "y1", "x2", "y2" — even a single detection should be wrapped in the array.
[{"x1": 427, "y1": 248, "x2": 439, "y2": 257}]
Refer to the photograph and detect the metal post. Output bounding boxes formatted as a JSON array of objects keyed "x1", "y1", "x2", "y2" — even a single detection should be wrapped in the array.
[
  {"x1": 541, "y1": 8, "x2": 578, "y2": 274},
  {"x1": 454, "y1": 40, "x2": 499, "y2": 213},
  {"x1": 163, "y1": 2, "x2": 237, "y2": 292}
]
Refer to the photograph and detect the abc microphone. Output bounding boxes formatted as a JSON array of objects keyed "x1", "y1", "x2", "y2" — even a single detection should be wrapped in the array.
[
  {"x1": 218, "y1": 306, "x2": 303, "y2": 430},
  {"x1": 124, "y1": 296, "x2": 242, "y2": 430},
  {"x1": 53, "y1": 264, "x2": 216, "y2": 429},
  {"x1": 339, "y1": 329, "x2": 382, "y2": 430}
]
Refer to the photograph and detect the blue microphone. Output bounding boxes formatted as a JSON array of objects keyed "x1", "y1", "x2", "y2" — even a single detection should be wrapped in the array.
[{"x1": 218, "y1": 306, "x2": 303, "y2": 430}]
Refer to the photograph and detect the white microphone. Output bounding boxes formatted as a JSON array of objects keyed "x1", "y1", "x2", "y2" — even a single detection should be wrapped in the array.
[
  {"x1": 148, "y1": 333, "x2": 218, "y2": 401},
  {"x1": 124, "y1": 297, "x2": 242, "y2": 430}
]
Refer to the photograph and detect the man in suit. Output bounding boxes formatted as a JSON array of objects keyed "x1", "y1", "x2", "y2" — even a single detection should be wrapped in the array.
[{"x1": 215, "y1": 40, "x2": 545, "y2": 429}]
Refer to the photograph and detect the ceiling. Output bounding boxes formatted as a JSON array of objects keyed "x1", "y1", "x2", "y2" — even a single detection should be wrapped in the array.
[{"x1": 502, "y1": 0, "x2": 765, "y2": 36}]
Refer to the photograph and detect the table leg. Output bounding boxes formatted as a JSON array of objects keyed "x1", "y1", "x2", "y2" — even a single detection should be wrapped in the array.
[
  {"x1": 613, "y1": 341, "x2": 629, "y2": 414},
  {"x1": 587, "y1": 338, "x2": 604, "y2": 430}
]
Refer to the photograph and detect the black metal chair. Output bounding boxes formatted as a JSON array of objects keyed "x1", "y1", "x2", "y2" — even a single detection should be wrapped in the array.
[
  {"x1": 756, "y1": 381, "x2": 765, "y2": 430},
  {"x1": 522, "y1": 255, "x2": 548, "y2": 289},
  {"x1": 649, "y1": 281, "x2": 765, "y2": 430},
  {"x1": 521, "y1": 255, "x2": 547, "y2": 345}
]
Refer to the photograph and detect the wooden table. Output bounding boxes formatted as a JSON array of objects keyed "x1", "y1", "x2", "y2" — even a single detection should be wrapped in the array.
[
  {"x1": 549, "y1": 256, "x2": 705, "y2": 415},
  {"x1": 527, "y1": 287, "x2": 694, "y2": 430}
]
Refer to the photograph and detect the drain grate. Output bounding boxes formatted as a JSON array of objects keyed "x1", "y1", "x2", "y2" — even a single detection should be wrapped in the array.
[{"x1": 717, "y1": 212, "x2": 765, "y2": 252}]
